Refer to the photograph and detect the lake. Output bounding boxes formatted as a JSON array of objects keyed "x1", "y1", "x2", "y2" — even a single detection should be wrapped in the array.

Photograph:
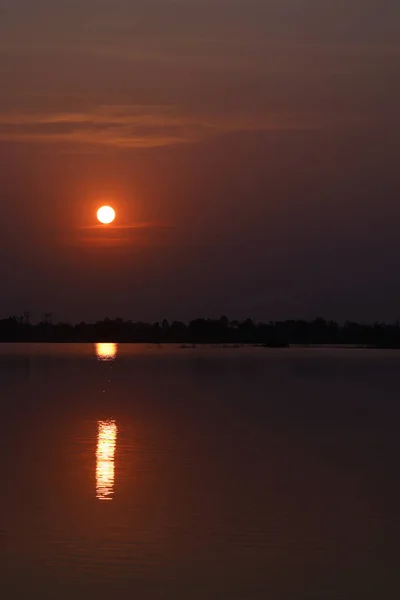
[{"x1": 0, "y1": 343, "x2": 399, "y2": 599}]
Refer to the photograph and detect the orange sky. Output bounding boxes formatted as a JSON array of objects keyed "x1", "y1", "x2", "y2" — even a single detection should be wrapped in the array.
[{"x1": 0, "y1": 1, "x2": 399, "y2": 322}]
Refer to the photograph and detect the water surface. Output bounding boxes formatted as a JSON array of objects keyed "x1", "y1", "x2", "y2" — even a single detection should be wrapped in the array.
[{"x1": 0, "y1": 344, "x2": 399, "y2": 599}]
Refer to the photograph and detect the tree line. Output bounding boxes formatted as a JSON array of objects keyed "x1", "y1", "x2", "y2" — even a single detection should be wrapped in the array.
[{"x1": 0, "y1": 314, "x2": 400, "y2": 346}]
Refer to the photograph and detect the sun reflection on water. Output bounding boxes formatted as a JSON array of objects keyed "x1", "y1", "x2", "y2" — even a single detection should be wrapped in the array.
[
  {"x1": 96, "y1": 420, "x2": 117, "y2": 500},
  {"x1": 95, "y1": 342, "x2": 118, "y2": 362}
]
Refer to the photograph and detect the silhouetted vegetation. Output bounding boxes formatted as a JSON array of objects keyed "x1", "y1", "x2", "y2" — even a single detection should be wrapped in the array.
[{"x1": 1, "y1": 315, "x2": 400, "y2": 347}]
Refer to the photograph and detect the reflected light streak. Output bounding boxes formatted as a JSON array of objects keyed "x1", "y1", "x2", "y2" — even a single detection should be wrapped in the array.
[
  {"x1": 95, "y1": 342, "x2": 118, "y2": 361},
  {"x1": 96, "y1": 420, "x2": 117, "y2": 500}
]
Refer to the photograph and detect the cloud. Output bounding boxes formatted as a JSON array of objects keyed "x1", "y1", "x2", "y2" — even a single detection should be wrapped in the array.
[
  {"x1": 76, "y1": 220, "x2": 175, "y2": 250},
  {"x1": 0, "y1": 104, "x2": 331, "y2": 149},
  {"x1": 80, "y1": 222, "x2": 174, "y2": 230}
]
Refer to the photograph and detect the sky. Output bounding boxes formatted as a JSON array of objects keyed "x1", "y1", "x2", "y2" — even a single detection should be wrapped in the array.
[{"x1": 0, "y1": 0, "x2": 399, "y2": 323}]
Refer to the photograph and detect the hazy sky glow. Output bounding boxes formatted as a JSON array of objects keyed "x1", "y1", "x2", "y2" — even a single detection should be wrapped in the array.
[{"x1": 0, "y1": 1, "x2": 399, "y2": 322}]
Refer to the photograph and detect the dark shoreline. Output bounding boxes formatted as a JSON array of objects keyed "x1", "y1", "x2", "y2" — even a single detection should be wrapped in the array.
[
  {"x1": 1, "y1": 316, "x2": 400, "y2": 348},
  {"x1": 0, "y1": 341, "x2": 399, "y2": 350}
]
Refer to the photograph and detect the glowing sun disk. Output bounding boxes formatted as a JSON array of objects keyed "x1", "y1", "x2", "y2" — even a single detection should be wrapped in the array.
[{"x1": 97, "y1": 205, "x2": 116, "y2": 224}]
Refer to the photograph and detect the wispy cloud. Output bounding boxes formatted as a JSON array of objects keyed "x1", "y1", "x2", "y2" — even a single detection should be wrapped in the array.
[
  {"x1": 76, "y1": 220, "x2": 175, "y2": 249},
  {"x1": 0, "y1": 104, "x2": 326, "y2": 149},
  {"x1": 80, "y1": 222, "x2": 174, "y2": 230}
]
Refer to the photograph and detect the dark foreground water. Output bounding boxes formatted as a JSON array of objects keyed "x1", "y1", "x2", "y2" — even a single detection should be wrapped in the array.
[{"x1": 0, "y1": 344, "x2": 399, "y2": 599}]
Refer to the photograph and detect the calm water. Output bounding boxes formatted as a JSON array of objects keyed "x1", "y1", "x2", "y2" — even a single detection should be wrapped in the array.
[{"x1": 0, "y1": 344, "x2": 399, "y2": 599}]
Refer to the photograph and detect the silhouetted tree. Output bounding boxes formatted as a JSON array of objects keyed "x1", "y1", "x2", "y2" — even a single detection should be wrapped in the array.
[
  {"x1": 43, "y1": 312, "x2": 52, "y2": 325},
  {"x1": 0, "y1": 313, "x2": 399, "y2": 346}
]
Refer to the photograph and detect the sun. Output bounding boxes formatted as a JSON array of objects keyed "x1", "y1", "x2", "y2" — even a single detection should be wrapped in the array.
[{"x1": 97, "y1": 205, "x2": 116, "y2": 225}]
